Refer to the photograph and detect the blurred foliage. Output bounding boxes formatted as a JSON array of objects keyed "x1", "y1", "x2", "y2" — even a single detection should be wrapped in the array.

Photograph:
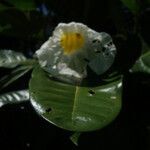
[
  {"x1": 0, "y1": 0, "x2": 45, "y2": 43},
  {"x1": 9, "y1": 0, "x2": 36, "y2": 11},
  {"x1": 121, "y1": 0, "x2": 140, "y2": 14},
  {"x1": 131, "y1": 51, "x2": 150, "y2": 74},
  {"x1": 0, "y1": 0, "x2": 149, "y2": 51}
]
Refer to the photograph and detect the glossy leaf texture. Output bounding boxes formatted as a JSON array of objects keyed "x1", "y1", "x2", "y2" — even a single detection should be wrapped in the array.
[
  {"x1": 0, "y1": 50, "x2": 26, "y2": 68},
  {"x1": 0, "y1": 90, "x2": 29, "y2": 108},
  {"x1": 130, "y1": 51, "x2": 150, "y2": 74},
  {"x1": 29, "y1": 66, "x2": 122, "y2": 132}
]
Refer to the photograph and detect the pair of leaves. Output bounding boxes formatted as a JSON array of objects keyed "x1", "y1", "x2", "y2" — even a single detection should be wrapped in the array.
[
  {"x1": 0, "y1": 49, "x2": 122, "y2": 144},
  {"x1": 0, "y1": 50, "x2": 122, "y2": 137},
  {"x1": 1, "y1": 47, "x2": 148, "y2": 134},
  {"x1": 0, "y1": 50, "x2": 34, "y2": 108},
  {"x1": 0, "y1": 50, "x2": 122, "y2": 145},
  {"x1": 0, "y1": 50, "x2": 37, "y2": 90}
]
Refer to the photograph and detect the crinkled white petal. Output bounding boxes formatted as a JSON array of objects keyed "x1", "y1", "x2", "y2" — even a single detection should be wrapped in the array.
[
  {"x1": 88, "y1": 32, "x2": 116, "y2": 75},
  {"x1": 35, "y1": 22, "x2": 116, "y2": 84}
]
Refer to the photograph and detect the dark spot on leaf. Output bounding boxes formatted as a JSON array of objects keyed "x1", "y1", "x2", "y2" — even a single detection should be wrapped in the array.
[
  {"x1": 105, "y1": 52, "x2": 109, "y2": 56},
  {"x1": 46, "y1": 108, "x2": 52, "y2": 113},
  {"x1": 102, "y1": 47, "x2": 106, "y2": 52},
  {"x1": 88, "y1": 89, "x2": 95, "y2": 95},
  {"x1": 84, "y1": 58, "x2": 90, "y2": 62}
]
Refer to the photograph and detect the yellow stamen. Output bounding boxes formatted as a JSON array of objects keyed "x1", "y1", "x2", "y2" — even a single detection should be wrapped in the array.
[{"x1": 61, "y1": 32, "x2": 84, "y2": 55}]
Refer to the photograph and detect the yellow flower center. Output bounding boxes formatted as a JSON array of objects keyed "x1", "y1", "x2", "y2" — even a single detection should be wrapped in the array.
[{"x1": 60, "y1": 32, "x2": 84, "y2": 55}]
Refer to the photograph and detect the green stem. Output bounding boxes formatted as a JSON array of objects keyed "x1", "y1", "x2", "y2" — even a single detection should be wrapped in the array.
[
  {"x1": 70, "y1": 132, "x2": 81, "y2": 146},
  {"x1": 20, "y1": 59, "x2": 38, "y2": 66}
]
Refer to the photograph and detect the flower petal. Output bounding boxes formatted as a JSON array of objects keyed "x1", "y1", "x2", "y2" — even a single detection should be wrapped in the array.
[{"x1": 36, "y1": 22, "x2": 116, "y2": 84}]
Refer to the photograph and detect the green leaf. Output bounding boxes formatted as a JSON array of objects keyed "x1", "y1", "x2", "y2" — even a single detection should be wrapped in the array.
[
  {"x1": 0, "y1": 90, "x2": 29, "y2": 107},
  {"x1": 70, "y1": 132, "x2": 81, "y2": 146},
  {"x1": 0, "y1": 66, "x2": 32, "y2": 90},
  {"x1": 9, "y1": 0, "x2": 36, "y2": 11},
  {"x1": 121, "y1": 0, "x2": 139, "y2": 14},
  {"x1": 0, "y1": 50, "x2": 26, "y2": 68},
  {"x1": 29, "y1": 66, "x2": 122, "y2": 132},
  {"x1": 130, "y1": 51, "x2": 150, "y2": 74}
]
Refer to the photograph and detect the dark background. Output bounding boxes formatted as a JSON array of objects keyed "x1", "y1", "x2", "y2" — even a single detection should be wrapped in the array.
[{"x1": 0, "y1": 0, "x2": 150, "y2": 149}]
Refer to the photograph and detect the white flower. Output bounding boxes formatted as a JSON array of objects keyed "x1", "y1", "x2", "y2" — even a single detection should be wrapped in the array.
[{"x1": 35, "y1": 22, "x2": 116, "y2": 84}]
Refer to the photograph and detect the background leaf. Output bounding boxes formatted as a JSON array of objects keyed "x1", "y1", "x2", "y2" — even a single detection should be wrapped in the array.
[
  {"x1": 8, "y1": 0, "x2": 36, "y2": 11},
  {"x1": 0, "y1": 3, "x2": 8, "y2": 11},
  {"x1": 0, "y1": 90, "x2": 29, "y2": 108},
  {"x1": 0, "y1": 50, "x2": 26, "y2": 68},
  {"x1": 121, "y1": 0, "x2": 139, "y2": 14},
  {"x1": 0, "y1": 66, "x2": 32, "y2": 90},
  {"x1": 29, "y1": 66, "x2": 122, "y2": 132},
  {"x1": 130, "y1": 51, "x2": 150, "y2": 74},
  {"x1": 0, "y1": 24, "x2": 11, "y2": 32}
]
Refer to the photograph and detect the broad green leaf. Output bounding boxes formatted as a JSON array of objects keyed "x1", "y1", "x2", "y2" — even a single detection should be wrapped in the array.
[
  {"x1": 0, "y1": 90, "x2": 29, "y2": 108},
  {"x1": 9, "y1": 0, "x2": 36, "y2": 11},
  {"x1": 0, "y1": 66, "x2": 32, "y2": 90},
  {"x1": 121, "y1": 0, "x2": 139, "y2": 14},
  {"x1": 29, "y1": 67, "x2": 122, "y2": 132},
  {"x1": 0, "y1": 50, "x2": 26, "y2": 68},
  {"x1": 130, "y1": 51, "x2": 150, "y2": 74}
]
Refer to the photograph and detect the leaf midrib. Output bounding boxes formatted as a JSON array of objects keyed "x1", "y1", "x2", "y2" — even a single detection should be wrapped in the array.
[{"x1": 72, "y1": 86, "x2": 79, "y2": 120}]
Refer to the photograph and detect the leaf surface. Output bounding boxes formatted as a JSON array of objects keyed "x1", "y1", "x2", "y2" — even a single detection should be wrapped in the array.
[
  {"x1": 29, "y1": 67, "x2": 122, "y2": 131},
  {"x1": 0, "y1": 90, "x2": 29, "y2": 107},
  {"x1": 0, "y1": 50, "x2": 26, "y2": 68}
]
